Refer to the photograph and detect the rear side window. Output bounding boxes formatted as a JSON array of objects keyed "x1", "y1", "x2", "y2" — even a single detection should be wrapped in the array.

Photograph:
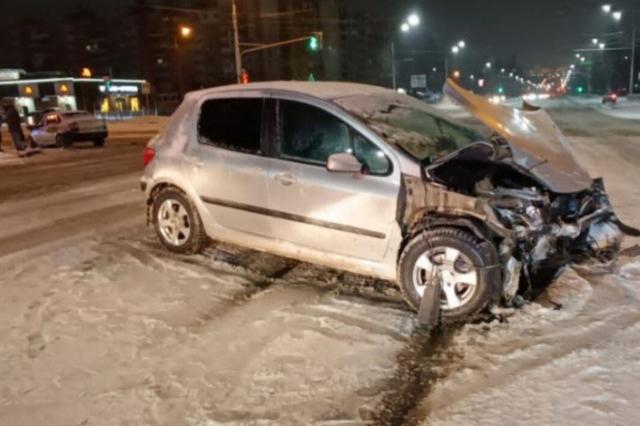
[{"x1": 198, "y1": 98, "x2": 263, "y2": 155}]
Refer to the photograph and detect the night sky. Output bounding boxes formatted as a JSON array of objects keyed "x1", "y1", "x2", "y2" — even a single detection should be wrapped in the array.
[{"x1": 2, "y1": 0, "x2": 638, "y2": 68}]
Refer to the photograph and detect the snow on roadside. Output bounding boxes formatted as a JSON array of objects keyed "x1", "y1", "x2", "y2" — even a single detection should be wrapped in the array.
[
  {"x1": 0, "y1": 225, "x2": 415, "y2": 425},
  {"x1": 418, "y1": 261, "x2": 640, "y2": 426}
]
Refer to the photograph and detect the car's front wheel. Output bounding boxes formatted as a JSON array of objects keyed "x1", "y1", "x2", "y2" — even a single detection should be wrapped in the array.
[
  {"x1": 398, "y1": 227, "x2": 499, "y2": 322},
  {"x1": 152, "y1": 188, "x2": 208, "y2": 254}
]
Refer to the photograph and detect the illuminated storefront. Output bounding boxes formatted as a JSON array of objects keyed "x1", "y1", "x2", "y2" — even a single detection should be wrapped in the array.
[{"x1": 0, "y1": 70, "x2": 148, "y2": 117}]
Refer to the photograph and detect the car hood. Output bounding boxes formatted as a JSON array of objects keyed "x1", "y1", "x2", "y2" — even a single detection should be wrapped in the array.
[{"x1": 443, "y1": 79, "x2": 593, "y2": 194}]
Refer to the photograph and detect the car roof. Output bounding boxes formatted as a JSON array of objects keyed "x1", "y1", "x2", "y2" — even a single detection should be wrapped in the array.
[{"x1": 184, "y1": 81, "x2": 392, "y2": 102}]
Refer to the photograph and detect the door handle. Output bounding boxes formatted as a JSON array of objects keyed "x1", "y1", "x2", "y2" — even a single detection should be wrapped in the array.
[{"x1": 274, "y1": 172, "x2": 296, "y2": 186}]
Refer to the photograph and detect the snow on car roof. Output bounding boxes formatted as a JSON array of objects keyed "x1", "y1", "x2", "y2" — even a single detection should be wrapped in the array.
[{"x1": 185, "y1": 81, "x2": 391, "y2": 102}]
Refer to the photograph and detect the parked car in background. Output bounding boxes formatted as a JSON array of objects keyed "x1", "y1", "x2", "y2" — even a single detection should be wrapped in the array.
[
  {"x1": 140, "y1": 81, "x2": 636, "y2": 322},
  {"x1": 29, "y1": 111, "x2": 108, "y2": 148},
  {"x1": 602, "y1": 92, "x2": 618, "y2": 105}
]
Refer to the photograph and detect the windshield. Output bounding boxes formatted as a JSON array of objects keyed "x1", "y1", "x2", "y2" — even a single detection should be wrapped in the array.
[{"x1": 335, "y1": 92, "x2": 487, "y2": 162}]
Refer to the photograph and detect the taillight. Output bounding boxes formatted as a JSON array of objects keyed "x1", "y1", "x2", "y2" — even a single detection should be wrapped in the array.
[{"x1": 143, "y1": 147, "x2": 156, "y2": 167}]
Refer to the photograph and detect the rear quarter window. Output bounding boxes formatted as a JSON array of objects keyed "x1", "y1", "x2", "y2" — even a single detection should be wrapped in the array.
[{"x1": 198, "y1": 98, "x2": 263, "y2": 155}]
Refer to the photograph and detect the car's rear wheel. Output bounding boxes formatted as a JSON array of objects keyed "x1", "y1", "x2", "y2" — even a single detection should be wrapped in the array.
[
  {"x1": 153, "y1": 188, "x2": 208, "y2": 255},
  {"x1": 55, "y1": 134, "x2": 71, "y2": 149},
  {"x1": 398, "y1": 227, "x2": 499, "y2": 322}
]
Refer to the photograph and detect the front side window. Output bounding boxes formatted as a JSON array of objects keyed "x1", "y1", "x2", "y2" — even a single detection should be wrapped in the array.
[
  {"x1": 198, "y1": 98, "x2": 263, "y2": 155},
  {"x1": 278, "y1": 100, "x2": 391, "y2": 175}
]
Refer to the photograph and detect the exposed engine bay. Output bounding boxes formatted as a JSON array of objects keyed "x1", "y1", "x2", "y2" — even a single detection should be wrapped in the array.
[{"x1": 405, "y1": 138, "x2": 638, "y2": 304}]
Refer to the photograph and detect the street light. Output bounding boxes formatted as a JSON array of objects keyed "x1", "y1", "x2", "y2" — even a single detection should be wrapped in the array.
[
  {"x1": 452, "y1": 45, "x2": 460, "y2": 54},
  {"x1": 599, "y1": 42, "x2": 606, "y2": 49},
  {"x1": 485, "y1": 61, "x2": 492, "y2": 69},
  {"x1": 392, "y1": 13, "x2": 420, "y2": 89},
  {"x1": 180, "y1": 25, "x2": 193, "y2": 38},
  {"x1": 602, "y1": 4, "x2": 612, "y2": 13},
  {"x1": 612, "y1": 10, "x2": 623, "y2": 21},
  {"x1": 458, "y1": 40, "x2": 466, "y2": 48},
  {"x1": 592, "y1": 38, "x2": 599, "y2": 45}
]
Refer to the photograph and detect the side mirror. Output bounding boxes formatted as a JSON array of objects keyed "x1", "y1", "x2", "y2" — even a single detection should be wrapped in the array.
[{"x1": 327, "y1": 152, "x2": 363, "y2": 173}]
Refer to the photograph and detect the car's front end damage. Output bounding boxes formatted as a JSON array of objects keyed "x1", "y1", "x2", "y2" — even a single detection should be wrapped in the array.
[
  {"x1": 401, "y1": 173, "x2": 635, "y2": 306},
  {"x1": 397, "y1": 80, "x2": 638, "y2": 306}
]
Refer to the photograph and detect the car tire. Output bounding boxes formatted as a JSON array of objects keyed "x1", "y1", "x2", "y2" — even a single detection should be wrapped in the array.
[
  {"x1": 398, "y1": 227, "x2": 499, "y2": 322},
  {"x1": 55, "y1": 134, "x2": 71, "y2": 149},
  {"x1": 152, "y1": 188, "x2": 208, "y2": 255},
  {"x1": 94, "y1": 138, "x2": 105, "y2": 147}
]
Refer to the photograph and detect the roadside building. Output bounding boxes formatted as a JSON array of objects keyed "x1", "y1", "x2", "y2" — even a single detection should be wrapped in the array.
[{"x1": 0, "y1": 69, "x2": 148, "y2": 118}]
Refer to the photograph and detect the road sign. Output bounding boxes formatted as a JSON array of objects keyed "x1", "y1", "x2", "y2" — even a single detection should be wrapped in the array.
[{"x1": 410, "y1": 74, "x2": 427, "y2": 89}]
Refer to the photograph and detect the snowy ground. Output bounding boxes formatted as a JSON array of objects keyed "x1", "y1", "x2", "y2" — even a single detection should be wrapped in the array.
[{"x1": 0, "y1": 104, "x2": 639, "y2": 425}]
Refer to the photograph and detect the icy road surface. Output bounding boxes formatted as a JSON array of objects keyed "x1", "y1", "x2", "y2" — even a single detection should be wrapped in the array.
[{"x1": 1, "y1": 107, "x2": 639, "y2": 425}]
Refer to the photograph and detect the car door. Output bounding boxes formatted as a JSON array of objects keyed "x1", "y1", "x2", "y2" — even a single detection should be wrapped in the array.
[
  {"x1": 185, "y1": 97, "x2": 272, "y2": 237},
  {"x1": 32, "y1": 113, "x2": 60, "y2": 146},
  {"x1": 266, "y1": 99, "x2": 401, "y2": 261}
]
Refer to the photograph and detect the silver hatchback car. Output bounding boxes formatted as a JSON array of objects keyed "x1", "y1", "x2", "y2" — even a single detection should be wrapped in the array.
[{"x1": 141, "y1": 81, "x2": 634, "y2": 322}]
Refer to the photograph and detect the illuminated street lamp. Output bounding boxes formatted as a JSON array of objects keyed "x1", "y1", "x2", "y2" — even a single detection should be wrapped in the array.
[
  {"x1": 392, "y1": 13, "x2": 420, "y2": 89},
  {"x1": 599, "y1": 42, "x2": 606, "y2": 49},
  {"x1": 485, "y1": 61, "x2": 492, "y2": 69},
  {"x1": 451, "y1": 45, "x2": 460, "y2": 54},
  {"x1": 453, "y1": 70, "x2": 461, "y2": 79},
  {"x1": 592, "y1": 38, "x2": 599, "y2": 45},
  {"x1": 180, "y1": 25, "x2": 193, "y2": 38},
  {"x1": 600, "y1": 4, "x2": 635, "y2": 94},
  {"x1": 458, "y1": 40, "x2": 466, "y2": 48}
]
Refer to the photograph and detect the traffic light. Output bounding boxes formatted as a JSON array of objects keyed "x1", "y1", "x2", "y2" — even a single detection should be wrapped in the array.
[
  {"x1": 498, "y1": 86, "x2": 504, "y2": 94},
  {"x1": 308, "y1": 32, "x2": 323, "y2": 52},
  {"x1": 241, "y1": 69, "x2": 250, "y2": 84},
  {"x1": 577, "y1": 86, "x2": 584, "y2": 94}
]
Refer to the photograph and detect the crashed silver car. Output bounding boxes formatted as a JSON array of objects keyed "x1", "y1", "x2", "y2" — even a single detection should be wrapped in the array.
[{"x1": 140, "y1": 80, "x2": 637, "y2": 322}]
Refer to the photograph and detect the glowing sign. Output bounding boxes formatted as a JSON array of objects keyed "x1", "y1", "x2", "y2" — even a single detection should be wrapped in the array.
[{"x1": 99, "y1": 84, "x2": 139, "y2": 94}]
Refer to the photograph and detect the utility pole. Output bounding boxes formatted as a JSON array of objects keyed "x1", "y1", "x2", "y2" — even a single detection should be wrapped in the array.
[
  {"x1": 232, "y1": 0, "x2": 242, "y2": 84},
  {"x1": 391, "y1": 41, "x2": 397, "y2": 90},
  {"x1": 630, "y1": 26, "x2": 636, "y2": 95}
]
